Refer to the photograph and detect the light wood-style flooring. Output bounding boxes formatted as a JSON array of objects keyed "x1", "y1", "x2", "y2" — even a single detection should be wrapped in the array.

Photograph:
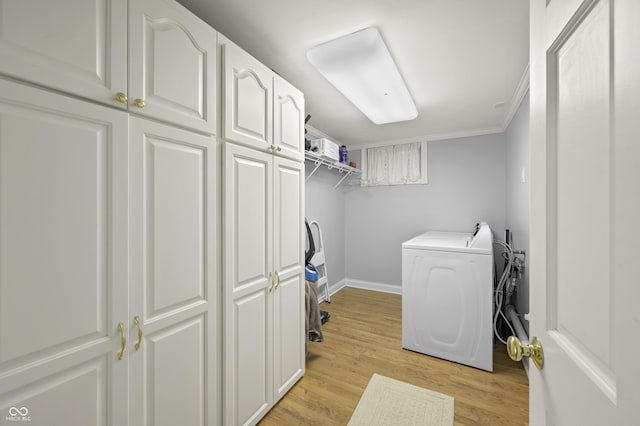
[{"x1": 260, "y1": 287, "x2": 529, "y2": 425}]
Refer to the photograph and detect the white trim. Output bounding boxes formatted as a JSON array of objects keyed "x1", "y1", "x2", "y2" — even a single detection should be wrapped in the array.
[
  {"x1": 345, "y1": 279, "x2": 402, "y2": 295},
  {"x1": 347, "y1": 126, "x2": 505, "y2": 149},
  {"x1": 501, "y1": 64, "x2": 530, "y2": 131},
  {"x1": 317, "y1": 278, "x2": 346, "y2": 303}
]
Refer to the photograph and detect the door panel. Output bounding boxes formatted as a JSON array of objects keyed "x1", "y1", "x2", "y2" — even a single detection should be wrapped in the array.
[
  {"x1": 529, "y1": 0, "x2": 639, "y2": 423},
  {"x1": 144, "y1": 316, "x2": 206, "y2": 426},
  {"x1": 0, "y1": 0, "x2": 127, "y2": 107},
  {"x1": 129, "y1": 0, "x2": 217, "y2": 134},
  {"x1": 223, "y1": 143, "x2": 273, "y2": 425},
  {"x1": 273, "y1": 76, "x2": 304, "y2": 161},
  {"x1": 234, "y1": 291, "x2": 272, "y2": 425},
  {"x1": 0, "y1": 79, "x2": 129, "y2": 426},
  {"x1": 0, "y1": 356, "x2": 109, "y2": 426},
  {"x1": 142, "y1": 136, "x2": 206, "y2": 318},
  {"x1": 273, "y1": 274, "x2": 304, "y2": 401},
  {"x1": 129, "y1": 117, "x2": 217, "y2": 426},
  {"x1": 221, "y1": 35, "x2": 272, "y2": 150},
  {"x1": 273, "y1": 157, "x2": 304, "y2": 281},
  {"x1": 224, "y1": 144, "x2": 272, "y2": 294}
]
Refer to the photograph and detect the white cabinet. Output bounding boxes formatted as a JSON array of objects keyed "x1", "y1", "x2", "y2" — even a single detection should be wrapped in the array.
[
  {"x1": 0, "y1": 79, "x2": 220, "y2": 426},
  {"x1": 223, "y1": 143, "x2": 304, "y2": 426},
  {"x1": 221, "y1": 35, "x2": 304, "y2": 161},
  {"x1": 129, "y1": 0, "x2": 217, "y2": 134},
  {"x1": 129, "y1": 117, "x2": 218, "y2": 426},
  {"x1": 273, "y1": 76, "x2": 305, "y2": 162},
  {"x1": 0, "y1": 79, "x2": 130, "y2": 426},
  {"x1": 0, "y1": 0, "x2": 127, "y2": 109},
  {"x1": 0, "y1": 0, "x2": 217, "y2": 134}
]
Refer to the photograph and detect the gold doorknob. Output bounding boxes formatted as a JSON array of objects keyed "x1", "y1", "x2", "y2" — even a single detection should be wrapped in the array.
[
  {"x1": 507, "y1": 336, "x2": 544, "y2": 370},
  {"x1": 134, "y1": 98, "x2": 145, "y2": 109},
  {"x1": 115, "y1": 92, "x2": 128, "y2": 103}
]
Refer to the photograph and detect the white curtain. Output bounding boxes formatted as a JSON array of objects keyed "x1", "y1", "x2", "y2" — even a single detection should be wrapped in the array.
[{"x1": 361, "y1": 141, "x2": 428, "y2": 186}]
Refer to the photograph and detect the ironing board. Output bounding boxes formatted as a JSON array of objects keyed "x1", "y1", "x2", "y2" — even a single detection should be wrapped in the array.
[{"x1": 309, "y1": 220, "x2": 330, "y2": 303}]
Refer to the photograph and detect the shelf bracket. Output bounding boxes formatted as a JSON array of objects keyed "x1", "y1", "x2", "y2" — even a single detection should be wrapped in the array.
[
  {"x1": 333, "y1": 170, "x2": 352, "y2": 189},
  {"x1": 306, "y1": 161, "x2": 322, "y2": 182}
]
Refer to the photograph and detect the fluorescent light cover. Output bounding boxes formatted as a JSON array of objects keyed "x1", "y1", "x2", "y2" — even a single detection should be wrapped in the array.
[{"x1": 307, "y1": 27, "x2": 418, "y2": 125}]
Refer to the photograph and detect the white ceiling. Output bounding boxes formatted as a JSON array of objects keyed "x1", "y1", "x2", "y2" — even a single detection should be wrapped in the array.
[{"x1": 177, "y1": 0, "x2": 529, "y2": 147}]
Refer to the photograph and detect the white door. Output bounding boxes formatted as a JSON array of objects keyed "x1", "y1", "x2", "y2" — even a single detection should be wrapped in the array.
[
  {"x1": 529, "y1": 0, "x2": 640, "y2": 424},
  {"x1": 0, "y1": 80, "x2": 129, "y2": 426},
  {"x1": 273, "y1": 76, "x2": 305, "y2": 162},
  {"x1": 223, "y1": 143, "x2": 273, "y2": 426},
  {"x1": 129, "y1": 117, "x2": 218, "y2": 426},
  {"x1": 272, "y1": 157, "x2": 305, "y2": 401},
  {"x1": 0, "y1": 0, "x2": 127, "y2": 108},
  {"x1": 221, "y1": 35, "x2": 273, "y2": 151},
  {"x1": 129, "y1": 0, "x2": 217, "y2": 134}
]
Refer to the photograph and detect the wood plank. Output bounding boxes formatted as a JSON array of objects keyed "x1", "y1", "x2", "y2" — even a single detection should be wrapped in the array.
[{"x1": 260, "y1": 287, "x2": 529, "y2": 425}]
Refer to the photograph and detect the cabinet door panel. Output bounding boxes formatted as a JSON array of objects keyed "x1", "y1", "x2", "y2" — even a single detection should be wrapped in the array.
[
  {"x1": 143, "y1": 316, "x2": 206, "y2": 426},
  {"x1": 272, "y1": 157, "x2": 304, "y2": 401},
  {"x1": 0, "y1": 356, "x2": 109, "y2": 426},
  {"x1": 223, "y1": 143, "x2": 273, "y2": 425},
  {"x1": 273, "y1": 76, "x2": 304, "y2": 161},
  {"x1": 273, "y1": 274, "x2": 304, "y2": 401},
  {"x1": 0, "y1": 79, "x2": 128, "y2": 426},
  {"x1": 273, "y1": 157, "x2": 304, "y2": 280},
  {"x1": 129, "y1": 0, "x2": 216, "y2": 134},
  {"x1": 142, "y1": 135, "x2": 206, "y2": 318},
  {"x1": 0, "y1": 0, "x2": 127, "y2": 107},
  {"x1": 221, "y1": 35, "x2": 272, "y2": 150},
  {"x1": 130, "y1": 117, "x2": 218, "y2": 426},
  {"x1": 234, "y1": 291, "x2": 272, "y2": 425}
]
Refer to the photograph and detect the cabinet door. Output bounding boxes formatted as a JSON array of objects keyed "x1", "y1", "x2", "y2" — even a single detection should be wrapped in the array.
[
  {"x1": 272, "y1": 157, "x2": 305, "y2": 401},
  {"x1": 223, "y1": 143, "x2": 273, "y2": 426},
  {"x1": 0, "y1": 0, "x2": 127, "y2": 108},
  {"x1": 221, "y1": 35, "x2": 273, "y2": 151},
  {"x1": 129, "y1": 0, "x2": 217, "y2": 134},
  {"x1": 129, "y1": 117, "x2": 218, "y2": 426},
  {"x1": 273, "y1": 76, "x2": 305, "y2": 162},
  {"x1": 0, "y1": 80, "x2": 129, "y2": 426}
]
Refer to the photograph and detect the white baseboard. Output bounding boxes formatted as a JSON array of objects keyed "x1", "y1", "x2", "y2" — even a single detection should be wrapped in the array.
[
  {"x1": 344, "y1": 279, "x2": 402, "y2": 295},
  {"x1": 317, "y1": 279, "x2": 346, "y2": 303},
  {"x1": 317, "y1": 278, "x2": 401, "y2": 303}
]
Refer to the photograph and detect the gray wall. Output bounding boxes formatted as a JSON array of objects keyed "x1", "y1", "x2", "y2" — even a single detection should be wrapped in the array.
[
  {"x1": 505, "y1": 93, "x2": 530, "y2": 327},
  {"x1": 344, "y1": 134, "x2": 507, "y2": 289},
  {"x1": 304, "y1": 163, "x2": 346, "y2": 288}
]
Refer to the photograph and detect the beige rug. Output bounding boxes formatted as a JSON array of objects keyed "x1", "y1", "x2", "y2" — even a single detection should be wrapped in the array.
[{"x1": 348, "y1": 374, "x2": 454, "y2": 426}]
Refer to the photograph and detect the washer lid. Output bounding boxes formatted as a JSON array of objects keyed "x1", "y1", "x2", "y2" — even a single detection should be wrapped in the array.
[{"x1": 402, "y1": 222, "x2": 493, "y2": 254}]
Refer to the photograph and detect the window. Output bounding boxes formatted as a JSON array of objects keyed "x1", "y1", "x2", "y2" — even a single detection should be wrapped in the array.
[{"x1": 360, "y1": 141, "x2": 428, "y2": 186}]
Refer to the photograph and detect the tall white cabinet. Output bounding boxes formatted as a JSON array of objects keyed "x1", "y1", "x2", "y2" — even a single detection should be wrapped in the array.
[
  {"x1": 221, "y1": 37, "x2": 306, "y2": 426},
  {"x1": 0, "y1": 79, "x2": 131, "y2": 426},
  {"x1": 0, "y1": 1, "x2": 219, "y2": 425},
  {"x1": 0, "y1": 1, "x2": 305, "y2": 425}
]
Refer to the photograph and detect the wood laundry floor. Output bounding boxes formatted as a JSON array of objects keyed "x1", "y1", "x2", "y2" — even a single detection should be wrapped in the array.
[{"x1": 259, "y1": 287, "x2": 529, "y2": 425}]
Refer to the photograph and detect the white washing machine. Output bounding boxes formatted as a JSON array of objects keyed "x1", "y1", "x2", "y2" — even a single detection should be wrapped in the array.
[{"x1": 401, "y1": 222, "x2": 494, "y2": 371}]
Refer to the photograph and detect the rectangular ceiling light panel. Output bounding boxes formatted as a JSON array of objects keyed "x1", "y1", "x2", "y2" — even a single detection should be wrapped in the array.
[{"x1": 307, "y1": 27, "x2": 418, "y2": 125}]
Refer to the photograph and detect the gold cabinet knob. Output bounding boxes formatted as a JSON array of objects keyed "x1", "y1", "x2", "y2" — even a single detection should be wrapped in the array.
[
  {"x1": 115, "y1": 92, "x2": 128, "y2": 104},
  {"x1": 507, "y1": 335, "x2": 544, "y2": 370},
  {"x1": 276, "y1": 146, "x2": 282, "y2": 152},
  {"x1": 269, "y1": 144, "x2": 276, "y2": 152},
  {"x1": 134, "y1": 98, "x2": 145, "y2": 109}
]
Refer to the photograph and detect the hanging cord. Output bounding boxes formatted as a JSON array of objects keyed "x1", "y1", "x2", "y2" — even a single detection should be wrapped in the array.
[{"x1": 492, "y1": 239, "x2": 517, "y2": 344}]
